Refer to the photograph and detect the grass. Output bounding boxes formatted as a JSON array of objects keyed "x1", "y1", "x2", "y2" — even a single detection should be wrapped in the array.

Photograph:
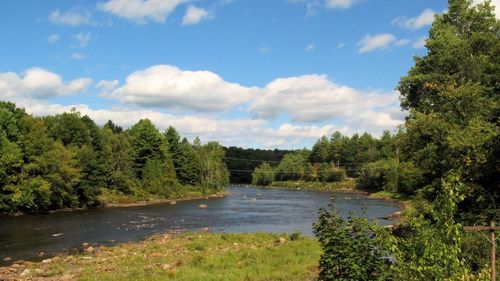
[
  {"x1": 0, "y1": 232, "x2": 321, "y2": 281},
  {"x1": 268, "y1": 179, "x2": 356, "y2": 192},
  {"x1": 97, "y1": 187, "x2": 227, "y2": 206}
]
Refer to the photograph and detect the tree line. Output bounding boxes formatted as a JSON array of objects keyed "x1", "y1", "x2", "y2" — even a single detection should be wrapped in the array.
[{"x1": 0, "y1": 103, "x2": 229, "y2": 213}]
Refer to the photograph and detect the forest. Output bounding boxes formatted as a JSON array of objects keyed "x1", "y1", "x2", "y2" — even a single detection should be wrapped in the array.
[{"x1": 0, "y1": 104, "x2": 229, "y2": 213}]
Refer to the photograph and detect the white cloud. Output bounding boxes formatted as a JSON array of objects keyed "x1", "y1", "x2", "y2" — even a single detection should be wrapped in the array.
[
  {"x1": 3, "y1": 66, "x2": 407, "y2": 148},
  {"x1": 305, "y1": 44, "x2": 315, "y2": 52},
  {"x1": 49, "y1": 7, "x2": 93, "y2": 26},
  {"x1": 248, "y1": 74, "x2": 401, "y2": 126},
  {"x1": 259, "y1": 43, "x2": 271, "y2": 53},
  {"x1": 46, "y1": 34, "x2": 60, "y2": 43},
  {"x1": 70, "y1": 52, "x2": 86, "y2": 60},
  {"x1": 325, "y1": 0, "x2": 359, "y2": 9},
  {"x1": 357, "y1": 33, "x2": 396, "y2": 53},
  {"x1": 412, "y1": 36, "x2": 427, "y2": 49},
  {"x1": 473, "y1": 0, "x2": 500, "y2": 18},
  {"x1": 96, "y1": 80, "x2": 120, "y2": 91},
  {"x1": 97, "y1": 0, "x2": 189, "y2": 24},
  {"x1": 102, "y1": 65, "x2": 403, "y2": 130},
  {"x1": 395, "y1": 39, "x2": 411, "y2": 47},
  {"x1": 74, "y1": 32, "x2": 92, "y2": 47},
  {"x1": 104, "y1": 65, "x2": 257, "y2": 111},
  {"x1": 392, "y1": 9, "x2": 435, "y2": 30},
  {"x1": 19, "y1": 100, "x2": 352, "y2": 148},
  {"x1": 182, "y1": 5, "x2": 212, "y2": 25},
  {"x1": 0, "y1": 68, "x2": 92, "y2": 100},
  {"x1": 337, "y1": 42, "x2": 346, "y2": 48}
]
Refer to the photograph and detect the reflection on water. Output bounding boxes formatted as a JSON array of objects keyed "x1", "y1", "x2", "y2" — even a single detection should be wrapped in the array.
[{"x1": 0, "y1": 186, "x2": 401, "y2": 264}]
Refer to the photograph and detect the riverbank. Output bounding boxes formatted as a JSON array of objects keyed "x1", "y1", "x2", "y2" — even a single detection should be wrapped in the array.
[
  {"x1": 0, "y1": 232, "x2": 321, "y2": 281},
  {"x1": 268, "y1": 179, "x2": 357, "y2": 192},
  {"x1": 264, "y1": 180, "x2": 412, "y2": 212},
  {"x1": 99, "y1": 189, "x2": 228, "y2": 208}
]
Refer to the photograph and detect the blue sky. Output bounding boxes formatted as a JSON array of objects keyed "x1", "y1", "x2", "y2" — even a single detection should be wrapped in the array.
[{"x1": 0, "y1": 0, "x2": 493, "y2": 148}]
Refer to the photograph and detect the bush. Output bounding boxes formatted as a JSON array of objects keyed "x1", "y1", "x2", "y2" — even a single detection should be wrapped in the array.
[
  {"x1": 252, "y1": 162, "x2": 274, "y2": 186},
  {"x1": 357, "y1": 159, "x2": 422, "y2": 194},
  {"x1": 318, "y1": 163, "x2": 346, "y2": 182},
  {"x1": 313, "y1": 199, "x2": 396, "y2": 281}
]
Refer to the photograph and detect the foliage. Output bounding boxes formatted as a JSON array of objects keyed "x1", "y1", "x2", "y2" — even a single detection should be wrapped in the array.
[
  {"x1": 0, "y1": 102, "x2": 229, "y2": 213},
  {"x1": 318, "y1": 163, "x2": 346, "y2": 182},
  {"x1": 397, "y1": 0, "x2": 500, "y2": 223},
  {"x1": 274, "y1": 151, "x2": 308, "y2": 181},
  {"x1": 390, "y1": 173, "x2": 469, "y2": 280},
  {"x1": 313, "y1": 200, "x2": 397, "y2": 281},
  {"x1": 252, "y1": 162, "x2": 275, "y2": 186},
  {"x1": 223, "y1": 146, "x2": 290, "y2": 184},
  {"x1": 358, "y1": 159, "x2": 423, "y2": 194}
]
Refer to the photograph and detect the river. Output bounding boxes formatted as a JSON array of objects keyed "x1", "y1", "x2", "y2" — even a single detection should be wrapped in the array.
[{"x1": 0, "y1": 186, "x2": 401, "y2": 265}]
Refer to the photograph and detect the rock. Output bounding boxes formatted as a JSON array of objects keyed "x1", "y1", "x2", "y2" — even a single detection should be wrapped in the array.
[
  {"x1": 278, "y1": 237, "x2": 287, "y2": 244},
  {"x1": 233, "y1": 242, "x2": 239, "y2": 246},
  {"x1": 38, "y1": 252, "x2": 45, "y2": 257},
  {"x1": 12, "y1": 263, "x2": 24, "y2": 269},
  {"x1": 35, "y1": 268, "x2": 44, "y2": 275},
  {"x1": 42, "y1": 258, "x2": 52, "y2": 264},
  {"x1": 204, "y1": 196, "x2": 209, "y2": 199},
  {"x1": 391, "y1": 211, "x2": 402, "y2": 218},
  {"x1": 162, "y1": 264, "x2": 172, "y2": 270},
  {"x1": 84, "y1": 246, "x2": 94, "y2": 254},
  {"x1": 20, "y1": 269, "x2": 30, "y2": 277},
  {"x1": 3, "y1": 256, "x2": 11, "y2": 261},
  {"x1": 170, "y1": 201, "x2": 177, "y2": 205},
  {"x1": 198, "y1": 204, "x2": 207, "y2": 209},
  {"x1": 202, "y1": 227, "x2": 211, "y2": 232},
  {"x1": 82, "y1": 242, "x2": 89, "y2": 247}
]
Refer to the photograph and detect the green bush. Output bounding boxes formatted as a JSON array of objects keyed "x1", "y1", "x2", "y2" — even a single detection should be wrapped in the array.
[
  {"x1": 357, "y1": 159, "x2": 422, "y2": 194},
  {"x1": 313, "y1": 200, "x2": 396, "y2": 281},
  {"x1": 318, "y1": 163, "x2": 346, "y2": 182},
  {"x1": 251, "y1": 162, "x2": 274, "y2": 186}
]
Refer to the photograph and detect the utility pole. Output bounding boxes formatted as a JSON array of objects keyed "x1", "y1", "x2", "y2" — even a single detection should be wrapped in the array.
[{"x1": 464, "y1": 221, "x2": 499, "y2": 280}]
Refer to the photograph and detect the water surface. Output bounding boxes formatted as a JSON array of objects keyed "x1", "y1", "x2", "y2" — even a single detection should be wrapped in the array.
[{"x1": 0, "y1": 186, "x2": 401, "y2": 264}]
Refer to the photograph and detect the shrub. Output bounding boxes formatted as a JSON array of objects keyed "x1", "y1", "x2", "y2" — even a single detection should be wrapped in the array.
[
  {"x1": 313, "y1": 199, "x2": 396, "y2": 281},
  {"x1": 318, "y1": 163, "x2": 346, "y2": 182},
  {"x1": 251, "y1": 162, "x2": 274, "y2": 186}
]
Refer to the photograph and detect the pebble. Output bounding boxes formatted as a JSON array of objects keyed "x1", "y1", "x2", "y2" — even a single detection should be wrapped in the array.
[
  {"x1": 20, "y1": 269, "x2": 30, "y2": 277},
  {"x1": 162, "y1": 264, "x2": 172, "y2": 270},
  {"x1": 3, "y1": 257, "x2": 11, "y2": 261},
  {"x1": 198, "y1": 204, "x2": 207, "y2": 209}
]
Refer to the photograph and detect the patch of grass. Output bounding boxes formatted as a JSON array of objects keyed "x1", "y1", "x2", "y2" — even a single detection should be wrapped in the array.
[{"x1": 2, "y1": 233, "x2": 321, "y2": 281}]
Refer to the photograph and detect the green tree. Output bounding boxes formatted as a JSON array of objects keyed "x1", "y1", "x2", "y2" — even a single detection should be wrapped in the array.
[
  {"x1": 252, "y1": 162, "x2": 275, "y2": 186},
  {"x1": 128, "y1": 119, "x2": 166, "y2": 179},
  {"x1": 196, "y1": 141, "x2": 230, "y2": 190},
  {"x1": 397, "y1": 0, "x2": 499, "y2": 222},
  {"x1": 275, "y1": 152, "x2": 308, "y2": 181},
  {"x1": 309, "y1": 136, "x2": 330, "y2": 163}
]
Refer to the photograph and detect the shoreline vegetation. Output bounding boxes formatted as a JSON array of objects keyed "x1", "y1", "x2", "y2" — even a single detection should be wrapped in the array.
[{"x1": 0, "y1": 232, "x2": 321, "y2": 281}]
